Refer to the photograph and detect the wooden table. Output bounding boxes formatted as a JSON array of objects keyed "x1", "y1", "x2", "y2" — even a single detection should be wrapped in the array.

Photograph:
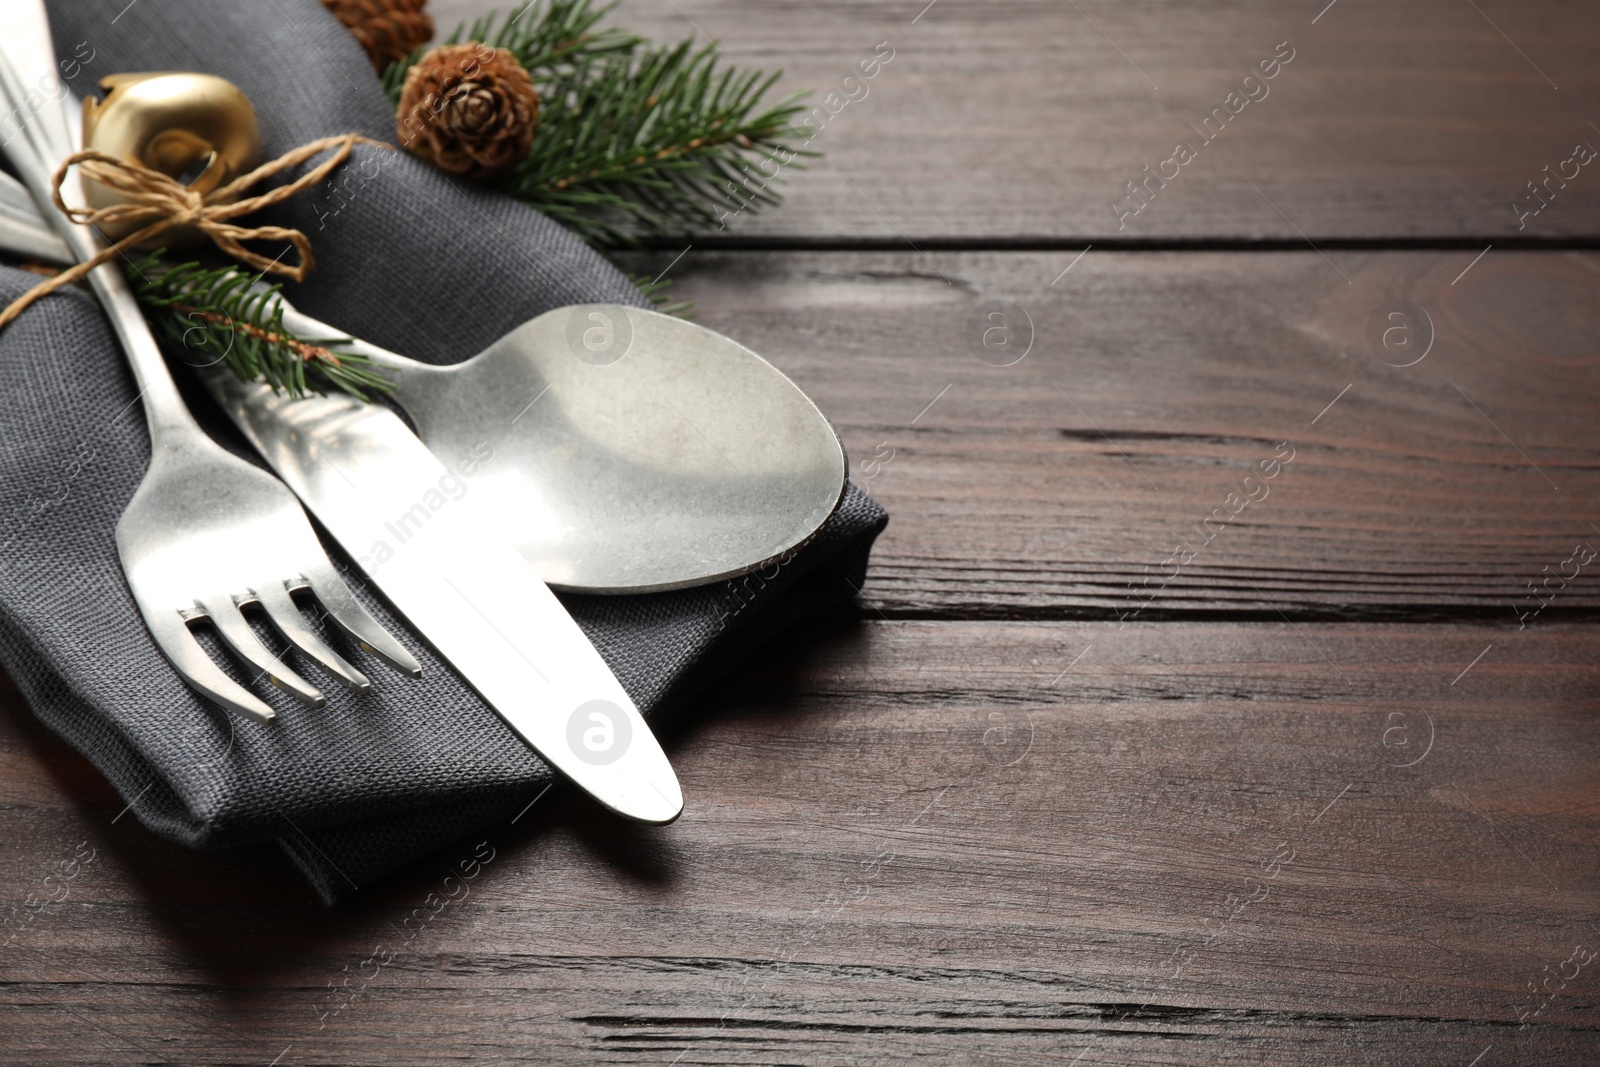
[{"x1": 5, "y1": 1, "x2": 1598, "y2": 1063}]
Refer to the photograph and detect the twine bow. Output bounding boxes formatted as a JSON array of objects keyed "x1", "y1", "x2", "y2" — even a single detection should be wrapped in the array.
[{"x1": 0, "y1": 134, "x2": 387, "y2": 329}]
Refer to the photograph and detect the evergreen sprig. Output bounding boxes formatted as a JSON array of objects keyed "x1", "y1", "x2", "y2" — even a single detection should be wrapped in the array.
[
  {"x1": 504, "y1": 39, "x2": 815, "y2": 246},
  {"x1": 386, "y1": 0, "x2": 817, "y2": 247},
  {"x1": 128, "y1": 254, "x2": 395, "y2": 401},
  {"x1": 627, "y1": 272, "x2": 692, "y2": 317},
  {"x1": 382, "y1": 0, "x2": 641, "y2": 98}
]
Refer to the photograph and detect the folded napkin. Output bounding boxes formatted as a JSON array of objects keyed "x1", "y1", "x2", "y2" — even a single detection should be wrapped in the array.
[{"x1": 0, "y1": 0, "x2": 885, "y2": 902}]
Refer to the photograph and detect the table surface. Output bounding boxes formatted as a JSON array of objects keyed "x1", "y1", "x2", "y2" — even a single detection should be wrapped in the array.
[{"x1": 5, "y1": 1, "x2": 1599, "y2": 1064}]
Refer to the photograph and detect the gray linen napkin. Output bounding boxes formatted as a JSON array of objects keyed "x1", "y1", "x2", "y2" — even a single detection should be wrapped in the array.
[{"x1": 0, "y1": 0, "x2": 885, "y2": 902}]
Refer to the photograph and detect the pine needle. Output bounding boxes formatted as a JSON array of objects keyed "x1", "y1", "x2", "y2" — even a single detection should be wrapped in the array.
[
  {"x1": 128, "y1": 253, "x2": 395, "y2": 401},
  {"x1": 628, "y1": 272, "x2": 692, "y2": 317},
  {"x1": 387, "y1": 0, "x2": 817, "y2": 248},
  {"x1": 382, "y1": 0, "x2": 641, "y2": 102}
]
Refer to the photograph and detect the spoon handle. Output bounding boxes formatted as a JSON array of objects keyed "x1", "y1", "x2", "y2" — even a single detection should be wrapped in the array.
[{"x1": 273, "y1": 295, "x2": 428, "y2": 378}]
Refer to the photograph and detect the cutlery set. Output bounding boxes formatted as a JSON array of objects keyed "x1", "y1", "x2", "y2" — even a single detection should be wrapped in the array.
[{"x1": 0, "y1": 2, "x2": 845, "y2": 824}]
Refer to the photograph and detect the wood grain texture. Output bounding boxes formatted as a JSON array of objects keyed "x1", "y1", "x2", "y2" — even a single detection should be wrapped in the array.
[
  {"x1": 427, "y1": 0, "x2": 1600, "y2": 241},
  {"x1": 613, "y1": 247, "x2": 1600, "y2": 620},
  {"x1": 3, "y1": 621, "x2": 1598, "y2": 1065}
]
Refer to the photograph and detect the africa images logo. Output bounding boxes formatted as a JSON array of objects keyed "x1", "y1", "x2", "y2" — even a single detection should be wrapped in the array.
[
  {"x1": 566, "y1": 699, "x2": 632, "y2": 765},
  {"x1": 564, "y1": 304, "x2": 634, "y2": 366}
]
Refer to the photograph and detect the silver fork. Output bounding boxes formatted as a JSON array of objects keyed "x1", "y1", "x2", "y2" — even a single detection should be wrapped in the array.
[{"x1": 0, "y1": 12, "x2": 420, "y2": 721}]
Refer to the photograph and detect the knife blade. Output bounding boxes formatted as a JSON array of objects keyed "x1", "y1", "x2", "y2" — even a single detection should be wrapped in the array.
[{"x1": 203, "y1": 369, "x2": 683, "y2": 825}]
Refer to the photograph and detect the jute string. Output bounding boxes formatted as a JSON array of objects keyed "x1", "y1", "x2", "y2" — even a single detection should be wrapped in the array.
[{"x1": 0, "y1": 134, "x2": 387, "y2": 329}]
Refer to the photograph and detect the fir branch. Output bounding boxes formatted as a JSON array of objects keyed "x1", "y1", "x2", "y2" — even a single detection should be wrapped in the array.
[
  {"x1": 381, "y1": 0, "x2": 817, "y2": 248},
  {"x1": 505, "y1": 41, "x2": 815, "y2": 246},
  {"x1": 628, "y1": 272, "x2": 691, "y2": 318},
  {"x1": 382, "y1": 0, "x2": 641, "y2": 105},
  {"x1": 455, "y1": 0, "x2": 642, "y2": 77},
  {"x1": 127, "y1": 254, "x2": 394, "y2": 401}
]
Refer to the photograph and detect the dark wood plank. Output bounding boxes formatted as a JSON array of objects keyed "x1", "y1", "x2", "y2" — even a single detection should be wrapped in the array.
[
  {"x1": 3, "y1": 621, "x2": 1597, "y2": 1064},
  {"x1": 428, "y1": 0, "x2": 1600, "y2": 241},
  {"x1": 614, "y1": 247, "x2": 1600, "y2": 620}
]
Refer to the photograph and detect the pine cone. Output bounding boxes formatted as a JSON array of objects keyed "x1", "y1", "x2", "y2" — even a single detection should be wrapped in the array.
[
  {"x1": 395, "y1": 43, "x2": 539, "y2": 179},
  {"x1": 320, "y1": 0, "x2": 433, "y2": 71}
]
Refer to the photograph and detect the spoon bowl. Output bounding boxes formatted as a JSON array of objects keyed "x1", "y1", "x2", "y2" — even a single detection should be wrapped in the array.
[{"x1": 283, "y1": 302, "x2": 848, "y2": 593}]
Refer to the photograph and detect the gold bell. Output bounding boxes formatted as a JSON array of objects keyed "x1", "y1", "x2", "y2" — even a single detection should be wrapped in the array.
[{"x1": 80, "y1": 72, "x2": 262, "y2": 246}]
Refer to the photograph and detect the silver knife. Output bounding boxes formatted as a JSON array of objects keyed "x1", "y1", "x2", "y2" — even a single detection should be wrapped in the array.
[{"x1": 202, "y1": 370, "x2": 683, "y2": 825}]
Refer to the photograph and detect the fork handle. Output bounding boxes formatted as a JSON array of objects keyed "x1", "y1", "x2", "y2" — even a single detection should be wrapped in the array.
[
  {"x1": 0, "y1": 2, "x2": 74, "y2": 165},
  {"x1": 0, "y1": 5, "x2": 204, "y2": 446}
]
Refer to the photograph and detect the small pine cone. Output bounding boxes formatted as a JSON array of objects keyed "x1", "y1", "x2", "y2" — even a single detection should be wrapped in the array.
[
  {"x1": 320, "y1": 0, "x2": 433, "y2": 71},
  {"x1": 395, "y1": 43, "x2": 539, "y2": 179}
]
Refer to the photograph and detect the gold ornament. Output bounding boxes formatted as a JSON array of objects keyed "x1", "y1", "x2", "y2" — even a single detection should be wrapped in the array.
[{"x1": 80, "y1": 72, "x2": 262, "y2": 245}]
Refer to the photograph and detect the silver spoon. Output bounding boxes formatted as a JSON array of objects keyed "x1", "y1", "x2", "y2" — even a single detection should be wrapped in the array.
[
  {"x1": 0, "y1": 172, "x2": 847, "y2": 594},
  {"x1": 276, "y1": 300, "x2": 847, "y2": 594}
]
